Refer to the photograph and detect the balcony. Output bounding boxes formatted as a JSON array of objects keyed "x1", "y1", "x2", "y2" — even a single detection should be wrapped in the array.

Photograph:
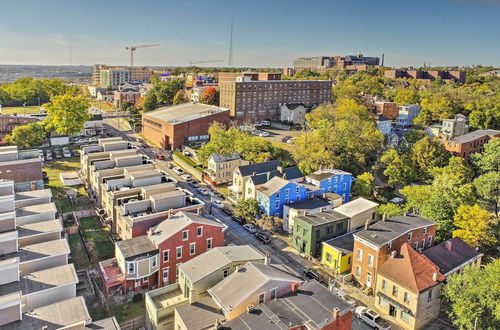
[
  {"x1": 99, "y1": 258, "x2": 126, "y2": 296},
  {"x1": 145, "y1": 283, "x2": 189, "y2": 328}
]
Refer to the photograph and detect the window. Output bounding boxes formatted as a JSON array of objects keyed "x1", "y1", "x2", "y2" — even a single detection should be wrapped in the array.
[
  {"x1": 423, "y1": 227, "x2": 427, "y2": 235},
  {"x1": 407, "y1": 232, "x2": 412, "y2": 241},
  {"x1": 163, "y1": 250, "x2": 169, "y2": 262},
  {"x1": 389, "y1": 304, "x2": 397, "y2": 317},
  {"x1": 151, "y1": 255, "x2": 157, "y2": 268},
  {"x1": 382, "y1": 279, "x2": 387, "y2": 291},
  {"x1": 182, "y1": 230, "x2": 189, "y2": 241},
  {"x1": 128, "y1": 262, "x2": 135, "y2": 274},
  {"x1": 414, "y1": 241, "x2": 419, "y2": 250},
  {"x1": 270, "y1": 288, "x2": 277, "y2": 300},
  {"x1": 387, "y1": 241, "x2": 392, "y2": 249},
  {"x1": 143, "y1": 276, "x2": 149, "y2": 284},
  {"x1": 421, "y1": 239, "x2": 426, "y2": 249},
  {"x1": 190, "y1": 242, "x2": 196, "y2": 255},
  {"x1": 176, "y1": 246, "x2": 182, "y2": 259},
  {"x1": 404, "y1": 292, "x2": 410, "y2": 303},
  {"x1": 276, "y1": 192, "x2": 280, "y2": 199},
  {"x1": 285, "y1": 188, "x2": 289, "y2": 196},
  {"x1": 368, "y1": 254, "x2": 374, "y2": 266},
  {"x1": 197, "y1": 226, "x2": 203, "y2": 237},
  {"x1": 258, "y1": 292, "x2": 265, "y2": 304},
  {"x1": 223, "y1": 268, "x2": 229, "y2": 278},
  {"x1": 347, "y1": 256, "x2": 352, "y2": 264},
  {"x1": 427, "y1": 289, "x2": 433, "y2": 302},
  {"x1": 316, "y1": 229, "x2": 320, "y2": 238},
  {"x1": 296, "y1": 186, "x2": 300, "y2": 194},
  {"x1": 162, "y1": 267, "x2": 169, "y2": 283},
  {"x1": 326, "y1": 226, "x2": 333, "y2": 235},
  {"x1": 275, "y1": 200, "x2": 279, "y2": 209},
  {"x1": 428, "y1": 235, "x2": 433, "y2": 247},
  {"x1": 400, "y1": 310, "x2": 410, "y2": 322},
  {"x1": 325, "y1": 252, "x2": 332, "y2": 263},
  {"x1": 357, "y1": 249, "x2": 363, "y2": 261},
  {"x1": 392, "y1": 285, "x2": 398, "y2": 297},
  {"x1": 355, "y1": 265, "x2": 361, "y2": 277},
  {"x1": 206, "y1": 238, "x2": 213, "y2": 249}
]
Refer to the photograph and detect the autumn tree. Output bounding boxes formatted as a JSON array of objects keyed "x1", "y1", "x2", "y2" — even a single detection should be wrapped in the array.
[
  {"x1": 173, "y1": 90, "x2": 187, "y2": 105},
  {"x1": 411, "y1": 136, "x2": 450, "y2": 179},
  {"x1": 376, "y1": 203, "x2": 405, "y2": 218},
  {"x1": 236, "y1": 198, "x2": 261, "y2": 223},
  {"x1": 453, "y1": 205, "x2": 497, "y2": 249},
  {"x1": 353, "y1": 172, "x2": 375, "y2": 198},
  {"x1": 199, "y1": 87, "x2": 218, "y2": 105},
  {"x1": 44, "y1": 94, "x2": 91, "y2": 135},
  {"x1": 5, "y1": 122, "x2": 45, "y2": 148},
  {"x1": 380, "y1": 148, "x2": 417, "y2": 185},
  {"x1": 394, "y1": 88, "x2": 420, "y2": 105}
]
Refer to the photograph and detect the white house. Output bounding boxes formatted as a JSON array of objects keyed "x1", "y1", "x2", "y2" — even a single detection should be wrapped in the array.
[
  {"x1": 377, "y1": 116, "x2": 392, "y2": 136},
  {"x1": 280, "y1": 103, "x2": 309, "y2": 125},
  {"x1": 396, "y1": 104, "x2": 421, "y2": 128}
]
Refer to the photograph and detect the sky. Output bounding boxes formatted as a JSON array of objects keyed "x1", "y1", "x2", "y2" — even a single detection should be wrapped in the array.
[{"x1": 0, "y1": 0, "x2": 499, "y2": 68}]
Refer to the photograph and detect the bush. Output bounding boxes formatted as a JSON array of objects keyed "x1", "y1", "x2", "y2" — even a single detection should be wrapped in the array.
[{"x1": 132, "y1": 293, "x2": 143, "y2": 302}]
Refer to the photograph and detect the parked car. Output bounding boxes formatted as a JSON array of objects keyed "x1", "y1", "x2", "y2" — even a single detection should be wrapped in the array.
[
  {"x1": 212, "y1": 199, "x2": 224, "y2": 208},
  {"x1": 197, "y1": 187, "x2": 209, "y2": 196},
  {"x1": 260, "y1": 120, "x2": 270, "y2": 126},
  {"x1": 63, "y1": 149, "x2": 71, "y2": 158},
  {"x1": 38, "y1": 150, "x2": 44, "y2": 156},
  {"x1": 355, "y1": 307, "x2": 391, "y2": 330},
  {"x1": 221, "y1": 207, "x2": 234, "y2": 216},
  {"x1": 155, "y1": 153, "x2": 165, "y2": 160},
  {"x1": 172, "y1": 167, "x2": 184, "y2": 175},
  {"x1": 167, "y1": 162, "x2": 174, "y2": 169},
  {"x1": 107, "y1": 132, "x2": 114, "y2": 137},
  {"x1": 258, "y1": 131, "x2": 270, "y2": 137},
  {"x1": 255, "y1": 232, "x2": 271, "y2": 244},
  {"x1": 189, "y1": 181, "x2": 200, "y2": 188},
  {"x1": 183, "y1": 150, "x2": 192, "y2": 157},
  {"x1": 72, "y1": 151, "x2": 79, "y2": 157},
  {"x1": 232, "y1": 216, "x2": 245, "y2": 224},
  {"x1": 54, "y1": 149, "x2": 62, "y2": 159},
  {"x1": 303, "y1": 268, "x2": 321, "y2": 281},
  {"x1": 281, "y1": 136, "x2": 292, "y2": 142},
  {"x1": 286, "y1": 137, "x2": 296, "y2": 144},
  {"x1": 181, "y1": 173, "x2": 192, "y2": 180},
  {"x1": 243, "y1": 223, "x2": 257, "y2": 233},
  {"x1": 89, "y1": 137, "x2": 98, "y2": 143},
  {"x1": 45, "y1": 151, "x2": 53, "y2": 161}
]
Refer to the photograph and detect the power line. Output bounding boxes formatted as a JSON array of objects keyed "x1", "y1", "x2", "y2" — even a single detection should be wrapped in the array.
[{"x1": 228, "y1": 21, "x2": 234, "y2": 67}]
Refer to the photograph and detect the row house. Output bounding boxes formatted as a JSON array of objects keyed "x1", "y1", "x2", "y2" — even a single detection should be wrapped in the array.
[
  {"x1": 245, "y1": 165, "x2": 303, "y2": 200},
  {"x1": 351, "y1": 214, "x2": 436, "y2": 289},
  {"x1": 0, "y1": 146, "x2": 43, "y2": 192},
  {"x1": 99, "y1": 211, "x2": 226, "y2": 296},
  {"x1": 443, "y1": 130, "x2": 500, "y2": 160},
  {"x1": 363, "y1": 96, "x2": 398, "y2": 120},
  {"x1": 0, "y1": 114, "x2": 39, "y2": 138},
  {"x1": 203, "y1": 152, "x2": 249, "y2": 186}
]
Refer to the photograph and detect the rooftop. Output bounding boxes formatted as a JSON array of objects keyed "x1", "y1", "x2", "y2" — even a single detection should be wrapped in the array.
[
  {"x1": 378, "y1": 243, "x2": 445, "y2": 293},
  {"x1": 236, "y1": 160, "x2": 280, "y2": 177},
  {"x1": 256, "y1": 176, "x2": 291, "y2": 196},
  {"x1": 422, "y1": 237, "x2": 483, "y2": 276},
  {"x1": 354, "y1": 215, "x2": 435, "y2": 247},
  {"x1": 285, "y1": 197, "x2": 330, "y2": 211},
  {"x1": 211, "y1": 152, "x2": 241, "y2": 163},
  {"x1": 3, "y1": 296, "x2": 91, "y2": 330},
  {"x1": 334, "y1": 198, "x2": 379, "y2": 218},
  {"x1": 222, "y1": 280, "x2": 351, "y2": 330},
  {"x1": 323, "y1": 232, "x2": 355, "y2": 255},
  {"x1": 4, "y1": 239, "x2": 69, "y2": 263},
  {"x1": 296, "y1": 209, "x2": 348, "y2": 227},
  {"x1": 14, "y1": 189, "x2": 52, "y2": 201},
  {"x1": 449, "y1": 129, "x2": 500, "y2": 143},
  {"x1": 143, "y1": 103, "x2": 229, "y2": 124},
  {"x1": 306, "y1": 169, "x2": 351, "y2": 182},
  {"x1": 17, "y1": 219, "x2": 63, "y2": 238},
  {"x1": 16, "y1": 202, "x2": 57, "y2": 217},
  {"x1": 179, "y1": 245, "x2": 265, "y2": 283},
  {"x1": 116, "y1": 235, "x2": 157, "y2": 259},
  {"x1": 176, "y1": 295, "x2": 224, "y2": 330}
]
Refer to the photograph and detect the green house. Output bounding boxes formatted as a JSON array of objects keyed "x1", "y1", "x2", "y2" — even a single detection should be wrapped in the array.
[{"x1": 292, "y1": 209, "x2": 349, "y2": 258}]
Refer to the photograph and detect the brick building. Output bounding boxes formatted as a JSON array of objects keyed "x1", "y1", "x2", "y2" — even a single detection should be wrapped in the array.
[
  {"x1": 363, "y1": 96, "x2": 399, "y2": 119},
  {"x1": 0, "y1": 146, "x2": 43, "y2": 191},
  {"x1": 384, "y1": 69, "x2": 466, "y2": 83},
  {"x1": 351, "y1": 215, "x2": 436, "y2": 289},
  {"x1": 219, "y1": 73, "x2": 331, "y2": 122},
  {"x1": 142, "y1": 103, "x2": 230, "y2": 150},
  {"x1": 293, "y1": 53, "x2": 380, "y2": 72},
  {"x1": 0, "y1": 114, "x2": 40, "y2": 138},
  {"x1": 443, "y1": 130, "x2": 500, "y2": 159}
]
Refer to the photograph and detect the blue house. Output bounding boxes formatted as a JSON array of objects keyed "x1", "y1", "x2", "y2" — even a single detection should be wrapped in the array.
[
  {"x1": 304, "y1": 169, "x2": 353, "y2": 202},
  {"x1": 256, "y1": 169, "x2": 353, "y2": 218}
]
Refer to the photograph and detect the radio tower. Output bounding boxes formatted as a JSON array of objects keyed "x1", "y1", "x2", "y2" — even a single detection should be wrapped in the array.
[{"x1": 228, "y1": 21, "x2": 234, "y2": 67}]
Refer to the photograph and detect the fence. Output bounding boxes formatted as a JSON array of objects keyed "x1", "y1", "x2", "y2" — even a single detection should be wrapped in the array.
[
  {"x1": 119, "y1": 315, "x2": 145, "y2": 330},
  {"x1": 172, "y1": 153, "x2": 203, "y2": 181}
]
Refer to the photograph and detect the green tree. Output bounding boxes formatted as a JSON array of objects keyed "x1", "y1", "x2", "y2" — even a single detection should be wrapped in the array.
[
  {"x1": 44, "y1": 94, "x2": 91, "y2": 135},
  {"x1": 173, "y1": 90, "x2": 187, "y2": 105},
  {"x1": 142, "y1": 92, "x2": 158, "y2": 112},
  {"x1": 453, "y1": 204, "x2": 497, "y2": 249},
  {"x1": 471, "y1": 138, "x2": 500, "y2": 173},
  {"x1": 413, "y1": 107, "x2": 433, "y2": 127},
  {"x1": 236, "y1": 198, "x2": 261, "y2": 223},
  {"x1": 394, "y1": 88, "x2": 420, "y2": 105},
  {"x1": 199, "y1": 87, "x2": 217, "y2": 105},
  {"x1": 400, "y1": 185, "x2": 433, "y2": 212},
  {"x1": 120, "y1": 101, "x2": 135, "y2": 112},
  {"x1": 353, "y1": 172, "x2": 375, "y2": 197},
  {"x1": 441, "y1": 260, "x2": 500, "y2": 330},
  {"x1": 5, "y1": 122, "x2": 45, "y2": 148},
  {"x1": 376, "y1": 203, "x2": 405, "y2": 218},
  {"x1": 380, "y1": 148, "x2": 417, "y2": 185},
  {"x1": 474, "y1": 171, "x2": 500, "y2": 217},
  {"x1": 152, "y1": 78, "x2": 185, "y2": 106},
  {"x1": 411, "y1": 136, "x2": 450, "y2": 179}
]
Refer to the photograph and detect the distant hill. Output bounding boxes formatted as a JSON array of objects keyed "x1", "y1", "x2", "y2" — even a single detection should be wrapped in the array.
[{"x1": 0, "y1": 65, "x2": 92, "y2": 83}]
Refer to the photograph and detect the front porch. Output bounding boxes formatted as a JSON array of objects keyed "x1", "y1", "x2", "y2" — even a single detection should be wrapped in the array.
[{"x1": 227, "y1": 185, "x2": 243, "y2": 204}]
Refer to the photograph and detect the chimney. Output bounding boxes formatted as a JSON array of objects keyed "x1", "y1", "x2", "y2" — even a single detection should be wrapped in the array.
[
  {"x1": 332, "y1": 308, "x2": 340, "y2": 320},
  {"x1": 264, "y1": 253, "x2": 271, "y2": 266},
  {"x1": 168, "y1": 209, "x2": 173, "y2": 219},
  {"x1": 445, "y1": 240, "x2": 452, "y2": 251},
  {"x1": 277, "y1": 166, "x2": 283, "y2": 174},
  {"x1": 291, "y1": 282, "x2": 300, "y2": 292},
  {"x1": 390, "y1": 250, "x2": 397, "y2": 258},
  {"x1": 382, "y1": 212, "x2": 387, "y2": 221},
  {"x1": 432, "y1": 272, "x2": 438, "y2": 282},
  {"x1": 252, "y1": 172, "x2": 257, "y2": 176},
  {"x1": 364, "y1": 219, "x2": 370, "y2": 230},
  {"x1": 214, "y1": 319, "x2": 220, "y2": 329}
]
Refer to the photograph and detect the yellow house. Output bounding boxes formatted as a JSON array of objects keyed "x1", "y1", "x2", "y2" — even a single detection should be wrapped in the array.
[{"x1": 321, "y1": 232, "x2": 354, "y2": 275}]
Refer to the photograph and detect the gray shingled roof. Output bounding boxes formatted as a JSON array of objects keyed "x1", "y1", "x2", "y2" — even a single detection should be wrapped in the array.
[
  {"x1": 285, "y1": 197, "x2": 330, "y2": 211},
  {"x1": 449, "y1": 129, "x2": 500, "y2": 143},
  {"x1": 296, "y1": 209, "x2": 348, "y2": 227},
  {"x1": 116, "y1": 235, "x2": 157, "y2": 259},
  {"x1": 211, "y1": 152, "x2": 241, "y2": 163},
  {"x1": 323, "y1": 232, "x2": 355, "y2": 255},
  {"x1": 236, "y1": 160, "x2": 280, "y2": 177},
  {"x1": 423, "y1": 237, "x2": 483, "y2": 275}
]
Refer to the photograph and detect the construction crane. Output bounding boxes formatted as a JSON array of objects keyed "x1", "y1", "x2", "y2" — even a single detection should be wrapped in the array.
[
  {"x1": 125, "y1": 44, "x2": 160, "y2": 67},
  {"x1": 188, "y1": 59, "x2": 224, "y2": 66}
]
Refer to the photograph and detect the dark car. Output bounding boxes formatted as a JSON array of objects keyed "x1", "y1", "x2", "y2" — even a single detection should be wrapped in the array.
[
  {"x1": 281, "y1": 135, "x2": 292, "y2": 142},
  {"x1": 232, "y1": 216, "x2": 246, "y2": 224},
  {"x1": 221, "y1": 208, "x2": 234, "y2": 216},
  {"x1": 42, "y1": 171, "x2": 49, "y2": 182},
  {"x1": 255, "y1": 232, "x2": 271, "y2": 244},
  {"x1": 107, "y1": 132, "x2": 114, "y2": 137},
  {"x1": 303, "y1": 268, "x2": 321, "y2": 282}
]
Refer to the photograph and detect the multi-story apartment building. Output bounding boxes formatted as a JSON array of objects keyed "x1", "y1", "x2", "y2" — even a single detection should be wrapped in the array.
[
  {"x1": 385, "y1": 69, "x2": 466, "y2": 83},
  {"x1": 114, "y1": 84, "x2": 142, "y2": 107},
  {"x1": 130, "y1": 66, "x2": 153, "y2": 82},
  {"x1": 443, "y1": 130, "x2": 500, "y2": 159},
  {"x1": 100, "y1": 211, "x2": 225, "y2": 296},
  {"x1": 0, "y1": 146, "x2": 43, "y2": 191},
  {"x1": 396, "y1": 104, "x2": 421, "y2": 128},
  {"x1": 100, "y1": 68, "x2": 131, "y2": 89},
  {"x1": 351, "y1": 214, "x2": 436, "y2": 289},
  {"x1": 363, "y1": 96, "x2": 399, "y2": 119},
  {"x1": 219, "y1": 74, "x2": 331, "y2": 122},
  {"x1": 203, "y1": 152, "x2": 249, "y2": 186},
  {"x1": 440, "y1": 114, "x2": 469, "y2": 139},
  {"x1": 0, "y1": 114, "x2": 40, "y2": 138},
  {"x1": 293, "y1": 53, "x2": 380, "y2": 72}
]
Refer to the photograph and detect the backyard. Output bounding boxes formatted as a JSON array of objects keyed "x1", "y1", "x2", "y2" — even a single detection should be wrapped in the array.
[
  {"x1": 79, "y1": 216, "x2": 114, "y2": 262},
  {"x1": 1, "y1": 105, "x2": 44, "y2": 115}
]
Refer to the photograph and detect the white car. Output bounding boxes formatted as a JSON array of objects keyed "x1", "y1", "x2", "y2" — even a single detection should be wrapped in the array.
[
  {"x1": 181, "y1": 173, "x2": 192, "y2": 180},
  {"x1": 197, "y1": 187, "x2": 209, "y2": 195},
  {"x1": 258, "y1": 131, "x2": 270, "y2": 137},
  {"x1": 286, "y1": 137, "x2": 296, "y2": 144},
  {"x1": 172, "y1": 167, "x2": 184, "y2": 175},
  {"x1": 243, "y1": 224, "x2": 257, "y2": 234},
  {"x1": 63, "y1": 150, "x2": 71, "y2": 158},
  {"x1": 212, "y1": 199, "x2": 224, "y2": 208},
  {"x1": 260, "y1": 120, "x2": 270, "y2": 126},
  {"x1": 355, "y1": 307, "x2": 391, "y2": 330}
]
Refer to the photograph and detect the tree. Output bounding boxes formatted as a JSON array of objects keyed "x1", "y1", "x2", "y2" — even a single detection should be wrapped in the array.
[
  {"x1": 199, "y1": 87, "x2": 217, "y2": 105},
  {"x1": 400, "y1": 185, "x2": 433, "y2": 212},
  {"x1": 441, "y1": 260, "x2": 500, "y2": 330},
  {"x1": 236, "y1": 198, "x2": 261, "y2": 223},
  {"x1": 120, "y1": 101, "x2": 135, "y2": 112},
  {"x1": 411, "y1": 136, "x2": 450, "y2": 179},
  {"x1": 380, "y1": 148, "x2": 417, "y2": 185},
  {"x1": 173, "y1": 90, "x2": 187, "y2": 105},
  {"x1": 353, "y1": 172, "x2": 375, "y2": 197},
  {"x1": 471, "y1": 138, "x2": 500, "y2": 173},
  {"x1": 394, "y1": 88, "x2": 419, "y2": 105},
  {"x1": 152, "y1": 78, "x2": 185, "y2": 106},
  {"x1": 5, "y1": 122, "x2": 45, "y2": 148},
  {"x1": 453, "y1": 205, "x2": 497, "y2": 249},
  {"x1": 44, "y1": 94, "x2": 91, "y2": 135},
  {"x1": 474, "y1": 171, "x2": 500, "y2": 217},
  {"x1": 413, "y1": 107, "x2": 433, "y2": 127},
  {"x1": 142, "y1": 92, "x2": 158, "y2": 112},
  {"x1": 376, "y1": 203, "x2": 405, "y2": 218}
]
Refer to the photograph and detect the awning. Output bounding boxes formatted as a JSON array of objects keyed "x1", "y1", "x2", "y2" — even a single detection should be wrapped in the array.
[
  {"x1": 377, "y1": 292, "x2": 414, "y2": 316},
  {"x1": 228, "y1": 185, "x2": 242, "y2": 193}
]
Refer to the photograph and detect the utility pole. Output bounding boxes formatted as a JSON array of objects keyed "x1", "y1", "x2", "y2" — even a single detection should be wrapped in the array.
[{"x1": 228, "y1": 21, "x2": 234, "y2": 68}]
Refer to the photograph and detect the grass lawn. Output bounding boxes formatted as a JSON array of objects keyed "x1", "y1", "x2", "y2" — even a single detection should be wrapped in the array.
[
  {"x1": 43, "y1": 157, "x2": 94, "y2": 213},
  {"x1": 1, "y1": 106, "x2": 44, "y2": 115},
  {"x1": 68, "y1": 234, "x2": 91, "y2": 270},
  {"x1": 109, "y1": 299, "x2": 145, "y2": 323},
  {"x1": 91, "y1": 100, "x2": 119, "y2": 112},
  {"x1": 80, "y1": 216, "x2": 114, "y2": 261}
]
